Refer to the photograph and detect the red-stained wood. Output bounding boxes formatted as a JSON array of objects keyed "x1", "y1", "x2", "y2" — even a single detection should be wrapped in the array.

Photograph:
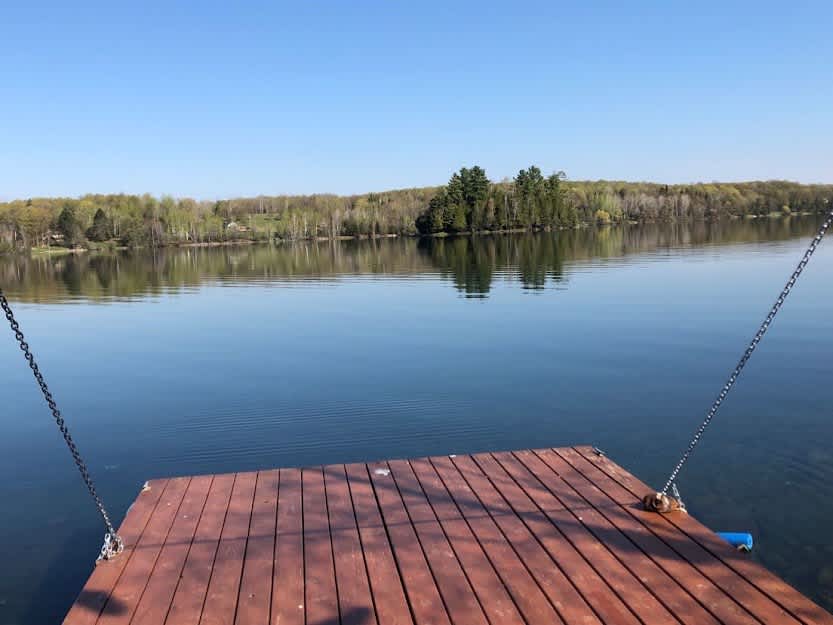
[
  {"x1": 323, "y1": 464, "x2": 379, "y2": 625},
  {"x1": 63, "y1": 447, "x2": 833, "y2": 625},
  {"x1": 570, "y1": 446, "x2": 833, "y2": 625},
  {"x1": 511, "y1": 448, "x2": 722, "y2": 625},
  {"x1": 366, "y1": 460, "x2": 451, "y2": 625},
  {"x1": 450, "y1": 454, "x2": 603, "y2": 625},
  {"x1": 272, "y1": 468, "x2": 304, "y2": 625},
  {"x1": 407, "y1": 458, "x2": 526, "y2": 625},
  {"x1": 556, "y1": 447, "x2": 800, "y2": 625},
  {"x1": 63, "y1": 478, "x2": 170, "y2": 625},
  {"x1": 303, "y1": 467, "x2": 340, "y2": 625},
  {"x1": 166, "y1": 474, "x2": 235, "y2": 625},
  {"x1": 388, "y1": 458, "x2": 524, "y2": 625},
  {"x1": 552, "y1": 450, "x2": 798, "y2": 625},
  {"x1": 345, "y1": 463, "x2": 414, "y2": 625},
  {"x1": 540, "y1": 448, "x2": 764, "y2": 625},
  {"x1": 131, "y1": 476, "x2": 214, "y2": 625},
  {"x1": 476, "y1": 451, "x2": 649, "y2": 625},
  {"x1": 97, "y1": 477, "x2": 191, "y2": 625},
  {"x1": 430, "y1": 455, "x2": 565, "y2": 625},
  {"x1": 199, "y1": 471, "x2": 256, "y2": 625},
  {"x1": 235, "y1": 469, "x2": 279, "y2": 625}
]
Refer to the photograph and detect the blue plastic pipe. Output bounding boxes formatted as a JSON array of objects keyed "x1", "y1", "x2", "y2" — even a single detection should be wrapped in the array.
[{"x1": 716, "y1": 532, "x2": 754, "y2": 552}]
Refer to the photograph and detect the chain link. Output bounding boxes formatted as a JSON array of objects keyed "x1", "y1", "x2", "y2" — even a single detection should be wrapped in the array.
[
  {"x1": 0, "y1": 287, "x2": 123, "y2": 560},
  {"x1": 662, "y1": 207, "x2": 833, "y2": 495}
]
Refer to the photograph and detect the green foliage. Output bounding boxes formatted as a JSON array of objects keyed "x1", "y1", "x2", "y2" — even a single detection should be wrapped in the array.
[
  {"x1": 514, "y1": 166, "x2": 545, "y2": 225},
  {"x1": 0, "y1": 175, "x2": 831, "y2": 253},
  {"x1": 120, "y1": 217, "x2": 149, "y2": 247},
  {"x1": 589, "y1": 191, "x2": 622, "y2": 223},
  {"x1": 418, "y1": 164, "x2": 595, "y2": 234},
  {"x1": 86, "y1": 208, "x2": 114, "y2": 242},
  {"x1": 1, "y1": 217, "x2": 827, "y2": 301},
  {"x1": 416, "y1": 166, "x2": 492, "y2": 234},
  {"x1": 57, "y1": 204, "x2": 85, "y2": 247},
  {"x1": 595, "y1": 209, "x2": 612, "y2": 224}
]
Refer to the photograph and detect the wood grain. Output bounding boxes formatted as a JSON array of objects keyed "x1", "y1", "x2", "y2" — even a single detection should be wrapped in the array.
[{"x1": 61, "y1": 448, "x2": 833, "y2": 625}]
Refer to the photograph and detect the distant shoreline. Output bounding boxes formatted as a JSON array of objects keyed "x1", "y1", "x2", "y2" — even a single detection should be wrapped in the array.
[
  {"x1": 14, "y1": 211, "x2": 820, "y2": 257},
  {"x1": 2, "y1": 172, "x2": 830, "y2": 256}
]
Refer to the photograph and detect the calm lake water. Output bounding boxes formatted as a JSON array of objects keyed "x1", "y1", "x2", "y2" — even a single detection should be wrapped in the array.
[{"x1": 1, "y1": 218, "x2": 832, "y2": 623}]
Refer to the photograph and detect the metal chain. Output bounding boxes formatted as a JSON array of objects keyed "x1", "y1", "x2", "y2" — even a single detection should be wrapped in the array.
[
  {"x1": 661, "y1": 206, "x2": 833, "y2": 495},
  {"x1": 0, "y1": 287, "x2": 123, "y2": 561}
]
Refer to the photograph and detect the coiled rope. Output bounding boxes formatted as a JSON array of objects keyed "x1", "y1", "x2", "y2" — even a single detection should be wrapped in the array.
[
  {"x1": 661, "y1": 206, "x2": 833, "y2": 497},
  {"x1": 0, "y1": 287, "x2": 123, "y2": 561}
]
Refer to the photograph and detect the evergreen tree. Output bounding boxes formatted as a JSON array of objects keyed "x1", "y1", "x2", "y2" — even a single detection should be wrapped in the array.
[
  {"x1": 450, "y1": 203, "x2": 467, "y2": 231},
  {"x1": 56, "y1": 204, "x2": 84, "y2": 247},
  {"x1": 546, "y1": 171, "x2": 567, "y2": 226},
  {"x1": 514, "y1": 166, "x2": 545, "y2": 227},
  {"x1": 86, "y1": 208, "x2": 113, "y2": 241},
  {"x1": 460, "y1": 166, "x2": 489, "y2": 211},
  {"x1": 429, "y1": 192, "x2": 447, "y2": 233},
  {"x1": 423, "y1": 166, "x2": 493, "y2": 233}
]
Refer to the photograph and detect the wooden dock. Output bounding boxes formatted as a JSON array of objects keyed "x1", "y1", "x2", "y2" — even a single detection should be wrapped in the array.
[{"x1": 63, "y1": 446, "x2": 833, "y2": 625}]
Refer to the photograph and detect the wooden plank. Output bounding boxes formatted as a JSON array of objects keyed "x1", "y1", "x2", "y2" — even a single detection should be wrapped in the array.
[
  {"x1": 573, "y1": 445, "x2": 833, "y2": 625},
  {"x1": 64, "y1": 448, "x2": 833, "y2": 625},
  {"x1": 200, "y1": 471, "x2": 257, "y2": 625},
  {"x1": 379, "y1": 459, "x2": 488, "y2": 625},
  {"x1": 272, "y1": 468, "x2": 305, "y2": 625},
  {"x1": 476, "y1": 451, "x2": 656, "y2": 625},
  {"x1": 130, "y1": 475, "x2": 213, "y2": 625},
  {"x1": 545, "y1": 448, "x2": 778, "y2": 625},
  {"x1": 399, "y1": 458, "x2": 526, "y2": 625},
  {"x1": 559, "y1": 447, "x2": 805, "y2": 625},
  {"x1": 450, "y1": 454, "x2": 604, "y2": 625},
  {"x1": 344, "y1": 463, "x2": 414, "y2": 625},
  {"x1": 97, "y1": 476, "x2": 191, "y2": 625},
  {"x1": 303, "y1": 467, "x2": 340, "y2": 625},
  {"x1": 511, "y1": 448, "x2": 723, "y2": 625},
  {"x1": 166, "y1": 474, "x2": 236, "y2": 625},
  {"x1": 429, "y1": 455, "x2": 565, "y2": 625},
  {"x1": 323, "y1": 464, "x2": 379, "y2": 625},
  {"x1": 367, "y1": 461, "x2": 452, "y2": 625},
  {"x1": 235, "y1": 470, "x2": 279, "y2": 625},
  {"x1": 63, "y1": 478, "x2": 170, "y2": 625}
]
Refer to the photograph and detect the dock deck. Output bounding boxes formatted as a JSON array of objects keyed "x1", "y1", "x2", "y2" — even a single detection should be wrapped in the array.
[{"x1": 63, "y1": 446, "x2": 833, "y2": 625}]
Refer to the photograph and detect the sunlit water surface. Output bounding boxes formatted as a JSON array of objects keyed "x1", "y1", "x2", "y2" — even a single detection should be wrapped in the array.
[{"x1": 1, "y1": 219, "x2": 832, "y2": 623}]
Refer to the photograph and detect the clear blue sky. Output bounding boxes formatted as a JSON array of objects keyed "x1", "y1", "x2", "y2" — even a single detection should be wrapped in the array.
[{"x1": 2, "y1": 1, "x2": 832, "y2": 199}]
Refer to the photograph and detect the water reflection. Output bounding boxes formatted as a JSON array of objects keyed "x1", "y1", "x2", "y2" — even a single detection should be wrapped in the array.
[
  {"x1": 0, "y1": 217, "x2": 821, "y2": 303},
  {"x1": 2, "y1": 215, "x2": 833, "y2": 621}
]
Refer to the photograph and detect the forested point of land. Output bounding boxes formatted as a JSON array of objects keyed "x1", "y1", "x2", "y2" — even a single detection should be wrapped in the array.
[{"x1": 1, "y1": 165, "x2": 831, "y2": 253}]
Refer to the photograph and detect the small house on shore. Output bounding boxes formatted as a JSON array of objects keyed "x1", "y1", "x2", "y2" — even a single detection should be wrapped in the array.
[{"x1": 226, "y1": 221, "x2": 251, "y2": 233}]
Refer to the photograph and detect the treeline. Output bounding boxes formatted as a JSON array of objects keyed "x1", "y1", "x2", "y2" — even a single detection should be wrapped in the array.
[
  {"x1": 416, "y1": 166, "x2": 576, "y2": 233},
  {"x1": 419, "y1": 166, "x2": 832, "y2": 234},
  {"x1": 2, "y1": 217, "x2": 824, "y2": 303},
  {"x1": 0, "y1": 166, "x2": 831, "y2": 252},
  {"x1": 0, "y1": 189, "x2": 436, "y2": 252}
]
